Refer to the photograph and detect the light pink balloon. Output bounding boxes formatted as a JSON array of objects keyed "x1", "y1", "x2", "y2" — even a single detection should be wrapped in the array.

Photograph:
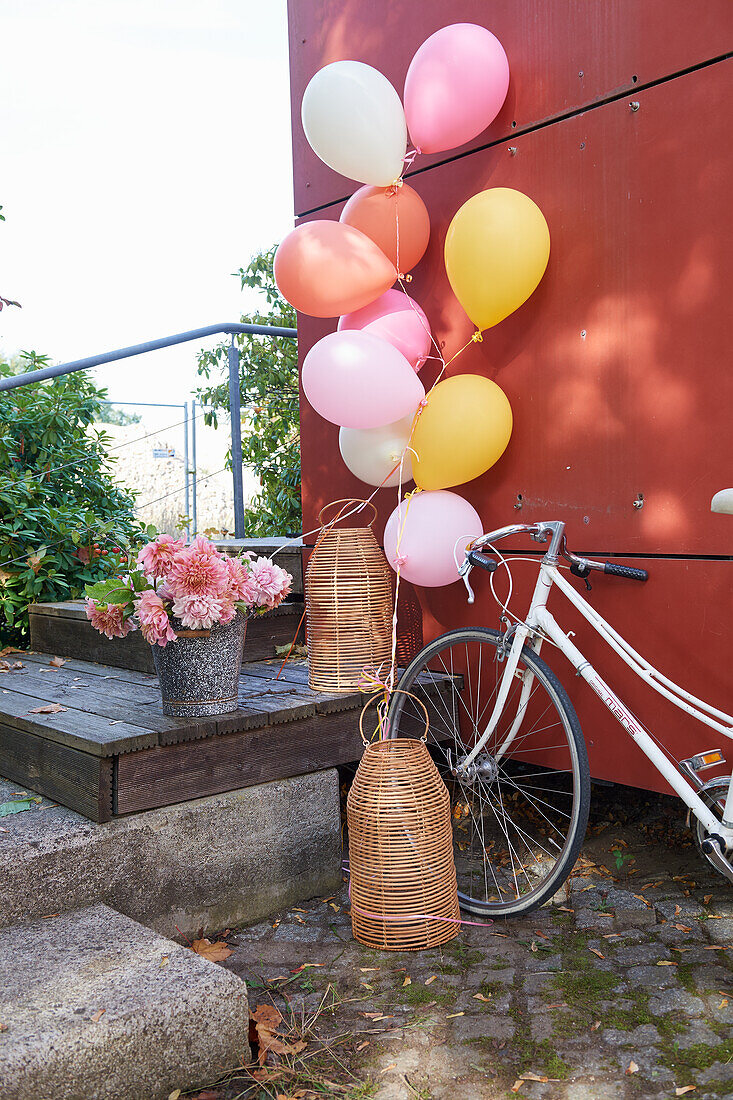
[
  {"x1": 404, "y1": 23, "x2": 510, "y2": 155},
  {"x1": 338, "y1": 289, "x2": 432, "y2": 373},
  {"x1": 302, "y1": 330, "x2": 425, "y2": 429},
  {"x1": 383, "y1": 490, "x2": 483, "y2": 587}
]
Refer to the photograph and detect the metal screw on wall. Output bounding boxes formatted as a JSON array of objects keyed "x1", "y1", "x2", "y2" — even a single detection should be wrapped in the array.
[
  {"x1": 633, "y1": 493, "x2": 644, "y2": 510},
  {"x1": 508, "y1": 147, "x2": 517, "y2": 156},
  {"x1": 629, "y1": 101, "x2": 640, "y2": 112}
]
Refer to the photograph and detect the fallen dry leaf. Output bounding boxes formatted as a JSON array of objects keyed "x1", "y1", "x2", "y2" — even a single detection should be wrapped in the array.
[
  {"x1": 425, "y1": 975, "x2": 437, "y2": 985},
  {"x1": 29, "y1": 703, "x2": 67, "y2": 715},
  {"x1": 356, "y1": 1040, "x2": 370, "y2": 1052},
  {"x1": 675, "y1": 924, "x2": 692, "y2": 932},
  {"x1": 473, "y1": 993, "x2": 491, "y2": 1002},
  {"x1": 191, "y1": 938, "x2": 232, "y2": 963},
  {"x1": 90, "y1": 1009, "x2": 106, "y2": 1023},
  {"x1": 168, "y1": 1091, "x2": 181, "y2": 1100},
  {"x1": 251, "y1": 1003, "x2": 306, "y2": 1066},
  {"x1": 402, "y1": 975, "x2": 412, "y2": 987},
  {"x1": 49, "y1": 656, "x2": 66, "y2": 668},
  {"x1": 675, "y1": 1088, "x2": 696, "y2": 1097},
  {"x1": 0, "y1": 1021, "x2": 7, "y2": 1032},
  {"x1": 703, "y1": 894, "x2": 713, "y2": 905},
  {"x1": 380, "y1": 1064, "x2": 397, "y2": 1074},
  {"x1": 446, "y1": 1011, "x2": 464, "y2": 1018},
  {"x1": 626, "y1": 1061, "x2": 639, "y2": 1075},
  {"x1": 657, "y1": 960, "x2": 677, "y2": 967},
  {"x1": 719, "y1": 998, "x2": 728, "y2": 1008},
  {"x1": 159, "y1": 955, "x2": 169, "y2": 968},
  {"x1": 359, "y1": 967, "x2": 379, "y2": 973},
  {"x1": 520, "y1": 1074, "x2": 549, "y2": 1083},
  {"x1": 361, "y1": 1012, "x2": 382, "y2": 1019},
  {"x1": 590, "y1": 1020, "x2": 601, "y2": 1031},
  {"x1": 557, "y1": 906, "x2": 574, "y2": 913},
  {"x1": 589, "y1": 948, "x2": 605, "y2": 959},
  {"x1": 511, "y1": 1080, "x2": 524, "y2": 1094},
  {"x1": 704, "y1": 945, "x2": 726, "y2": 951}
]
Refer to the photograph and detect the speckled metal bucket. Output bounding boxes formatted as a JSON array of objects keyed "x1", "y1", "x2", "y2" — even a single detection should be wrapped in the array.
[{"x1": 151, "y1": 612, "x2": 247, "y2": 717}]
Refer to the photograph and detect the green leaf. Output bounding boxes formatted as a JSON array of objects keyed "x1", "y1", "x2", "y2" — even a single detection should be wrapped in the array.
[{"x1": 0, "y1": 799, "x2": 35, "y2": 817}]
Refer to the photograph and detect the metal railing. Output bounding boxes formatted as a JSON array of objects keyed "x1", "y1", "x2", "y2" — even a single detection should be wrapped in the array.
[{"x1": 0, "y1": 322, "x2": 298, "y2": 538}]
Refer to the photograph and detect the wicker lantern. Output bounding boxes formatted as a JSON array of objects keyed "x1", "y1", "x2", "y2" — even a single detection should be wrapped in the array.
[
  {"x1": 305, "y1": 499, "x2": 394, "y2": 693},
  {"x1": 347, "y1": 699, "x2": 460, "y2": 951}
]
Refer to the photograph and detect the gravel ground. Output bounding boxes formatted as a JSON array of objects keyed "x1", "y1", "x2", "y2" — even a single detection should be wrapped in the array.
[{"x1": 173, "y1": 782, "x2": 733, "y2": 1100}]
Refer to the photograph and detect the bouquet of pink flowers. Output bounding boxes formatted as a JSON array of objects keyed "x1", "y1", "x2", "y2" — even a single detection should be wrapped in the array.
[{"x1": 84, "y1": 534, "x2": 292, "y2": 647}]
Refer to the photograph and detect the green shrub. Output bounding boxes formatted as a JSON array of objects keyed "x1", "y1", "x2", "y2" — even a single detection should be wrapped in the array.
[{"x1": 0, "y1": 353, "x2": 147, "y2": 645}]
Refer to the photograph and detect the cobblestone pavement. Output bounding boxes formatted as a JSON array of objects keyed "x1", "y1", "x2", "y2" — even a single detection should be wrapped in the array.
[{"x1": 214, "y1": 786, "x2": 732, "y2": 1100}]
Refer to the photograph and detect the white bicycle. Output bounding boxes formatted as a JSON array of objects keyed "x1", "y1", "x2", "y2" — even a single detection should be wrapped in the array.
[{"x1": 387, "y1": 518, "x2": 733, "y2": 917}]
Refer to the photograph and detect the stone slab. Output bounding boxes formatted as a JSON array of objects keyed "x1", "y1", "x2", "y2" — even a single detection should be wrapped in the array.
[
  {"x1": 0, "y1": 904, "x2": 249, "y2": 1100},
  {"x1": 0, "y1": 769, "x2": 342, "y2": 937}
]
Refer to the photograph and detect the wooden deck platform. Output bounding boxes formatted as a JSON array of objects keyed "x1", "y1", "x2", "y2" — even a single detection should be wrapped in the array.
[{"x1": 0, "y1": 652, "x2": 443, "y2": 823}]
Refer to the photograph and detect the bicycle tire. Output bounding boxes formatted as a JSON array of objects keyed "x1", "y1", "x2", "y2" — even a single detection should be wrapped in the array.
[{"x1": 388, "y1": 627, "x2": 591, "y2": 918}]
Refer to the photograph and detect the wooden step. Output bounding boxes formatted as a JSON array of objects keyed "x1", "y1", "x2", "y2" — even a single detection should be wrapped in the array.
[
  {"x1": 29, "y1": 599, "x2": 305, "y2": 673},
  {"x1": 0, "y1": 653, "x2": 452, "y2": 821}
]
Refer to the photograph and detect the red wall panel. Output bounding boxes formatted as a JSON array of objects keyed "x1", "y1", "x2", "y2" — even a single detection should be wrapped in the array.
[
  {"x1": 286, "y1": 1, "x2": 733, "y2": 790},
  {"x1": 297, "y1": 62, "x2": 733, "y2": 557},
  {"x1": 288, "y1": 0, "x2": 733, "y2": 215}
]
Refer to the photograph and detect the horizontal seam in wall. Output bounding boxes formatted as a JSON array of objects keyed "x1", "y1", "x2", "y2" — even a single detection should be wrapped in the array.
[
  {"x1": 302, "y1": 545, "x2": 733, "y2": 560},
  {"x1": 295, "y1": 50, "x2": 732, "y2": 219}
]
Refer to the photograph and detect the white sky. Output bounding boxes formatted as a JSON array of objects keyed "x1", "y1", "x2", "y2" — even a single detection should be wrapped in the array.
[{"x1": 0, "y1": 0, "x2": 294, "y2": 405}]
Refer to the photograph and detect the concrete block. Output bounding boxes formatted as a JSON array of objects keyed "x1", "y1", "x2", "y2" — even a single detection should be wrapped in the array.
[
  {"x1": 0, "y1": 905, "x2": 249, "y2": 1100},
  {"x1": 0, "y1": 769, "x2": 341, "y2": 937}
]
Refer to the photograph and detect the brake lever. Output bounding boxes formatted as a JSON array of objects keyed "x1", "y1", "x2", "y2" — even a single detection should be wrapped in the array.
[{"x1": 460, "y1": 563, "x2": 475, "y2": 604}]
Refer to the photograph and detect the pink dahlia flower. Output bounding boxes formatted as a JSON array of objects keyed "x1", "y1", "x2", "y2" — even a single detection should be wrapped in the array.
[
  {"x1": 171, "y1": 593, "x2": 225, "y2": 630},
  {"x1": 166, "y1": 536, "x2": 229, "y2": 600},
  {"x1": 217, "y1": 599, "x2": 237, "y2": 625},
  {"x1": 137, "y1": 534, "x2": 185, "y2": 580},
  {"x1": 224, "y1": 556, "x2": 259, "y2": 606},
  {"x1": 86, "y1": 600, "x2": 136, "y2": 640},
  {"x1": 251, "y1": 557, "x2": 293, "y2": 609},
  {"x1": 136, "y1": 589, "x2": 177, "y2": 647}
]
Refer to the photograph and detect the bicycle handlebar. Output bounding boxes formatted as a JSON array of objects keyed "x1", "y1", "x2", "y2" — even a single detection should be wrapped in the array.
[{"x1": 460, "y1": 521, "x2": 649, "y2": 602}]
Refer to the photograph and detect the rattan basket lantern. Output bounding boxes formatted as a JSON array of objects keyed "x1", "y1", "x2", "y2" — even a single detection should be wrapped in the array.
[
  {"x1": 347, "y1": 712, "x2": 460, "y2": 951},
  {"x1": 305, "y1": 499, "x2": 394, "y2": 693}
]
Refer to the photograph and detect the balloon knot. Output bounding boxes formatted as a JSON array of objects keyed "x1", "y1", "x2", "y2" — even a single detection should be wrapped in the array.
[
  {"x1": 394, "y1": 554, "x2": 408, "y2": 568},
  {"x1": 472, "y1": 330, "x2": 484, "y2": 343},
  {"x1": 417, "y1": 397, "x2": 429, "y2": 411},
  {"x1": 388, "y1": 177, "x2": 404, "y2": 194},
  {"x1": 398, "y1": 272, "x2": 413, "y2": 283}
]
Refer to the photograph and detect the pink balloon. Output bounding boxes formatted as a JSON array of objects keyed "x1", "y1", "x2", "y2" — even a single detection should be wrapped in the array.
[
  {"x1": 302, "y1": 330, "x2": 425, "y2": 429},
  {"x1": 338, "y1": 289, "x2": 432, "y2": 372},
  {"x1": 404, "y1": 23, "x2": 510, "y2": 155},
  {"x1": 383, "y1": 490, "x2": 483, "y2": 587}
]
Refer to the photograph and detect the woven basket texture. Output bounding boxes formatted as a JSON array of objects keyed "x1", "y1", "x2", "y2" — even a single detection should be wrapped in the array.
[
  {"x1": 347, "y1": 738, "x2": 460, "y2": 951},
  {"x1": 306, "y1": 511, "x2": 394, "y2": 693}
]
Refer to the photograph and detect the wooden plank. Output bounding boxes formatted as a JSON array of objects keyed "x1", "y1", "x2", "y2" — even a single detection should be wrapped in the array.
[
  {"x1": 0, "y1": 686, "x2": 158, "y2": 756},
  {"x1": 28, "y1": 611, "x2": 156, "y2": 673},
  {"x1": 19, "y1": 651, "x2": 161, "y2": 687},
  {"x1": 28, "y1": 601, "x2": 306, "y2": 671},
  {"x1": 117, "y1": 703, "x2": 438, "y2": 815},
  {"x1": 0, "y1": 666, "x2": 192, "y2": 739},
  {"x1": 0, "y1": 723, "x2": 112, "y2": 822}
]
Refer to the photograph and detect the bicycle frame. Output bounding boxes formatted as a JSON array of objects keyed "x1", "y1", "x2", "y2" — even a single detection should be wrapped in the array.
[{"x1": 459, "y1": 555, "x2": 733, "y2": 847}]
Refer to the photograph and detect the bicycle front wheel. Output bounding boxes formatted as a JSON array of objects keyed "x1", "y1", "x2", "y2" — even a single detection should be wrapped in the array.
[{"x1": 388, "y1": 628, "x2": 590, "y2": 917}]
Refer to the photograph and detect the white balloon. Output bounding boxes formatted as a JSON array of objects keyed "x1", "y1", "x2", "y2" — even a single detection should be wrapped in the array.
[
  {"x1": 339, "y1": 416, "x2": 415, "y2": 488},
  {"x1": 302, "y1": 60, "x2": 407, "y2": 186}
]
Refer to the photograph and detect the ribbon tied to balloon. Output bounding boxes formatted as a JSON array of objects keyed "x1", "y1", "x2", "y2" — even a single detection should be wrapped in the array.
[{"x1": 272, "y1": 24, "x2": 553, "y2": 589}]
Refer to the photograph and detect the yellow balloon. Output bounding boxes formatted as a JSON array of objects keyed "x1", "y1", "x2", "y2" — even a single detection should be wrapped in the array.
[
  {"x1": 444, "y1": 188, "x2": 550, "y2": 330},
  {"x1": 411, "y1": 375, "x2": 512, "y2": 490}
]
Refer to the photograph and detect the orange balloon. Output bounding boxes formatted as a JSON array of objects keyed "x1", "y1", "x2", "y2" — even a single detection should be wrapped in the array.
[
  {"x1": 274, "y1": 220, "x2": 397, "y2": 318},
  {"x1": 340, "y1": 183, "x2": 430, "y2": 272}
]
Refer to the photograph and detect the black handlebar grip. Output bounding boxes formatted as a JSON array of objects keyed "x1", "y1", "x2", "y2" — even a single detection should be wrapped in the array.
[
  {"x1": 467, "y1": 551, "x2": 498, "y2": 574},
  {"x1": 603, "y1": 562, "x2": 649, "y2": 582}
]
